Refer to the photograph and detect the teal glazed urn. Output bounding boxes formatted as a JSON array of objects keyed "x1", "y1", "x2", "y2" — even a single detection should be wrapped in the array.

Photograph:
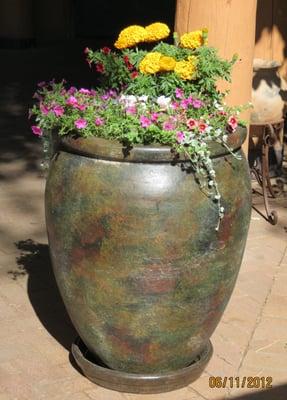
[{"x1": 45, "y1": 127, "x2": 251, "y2": 393}]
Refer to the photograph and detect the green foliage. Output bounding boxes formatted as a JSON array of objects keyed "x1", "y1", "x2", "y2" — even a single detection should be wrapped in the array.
[{"x1": 30, "y1": 26, "x2": 248, "y2": 230}]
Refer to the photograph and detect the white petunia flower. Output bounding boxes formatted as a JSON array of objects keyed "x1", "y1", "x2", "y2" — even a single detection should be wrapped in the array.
[
  {"x1": 138, "y1": 95, "x2": 149, "y2": 103},
  {"x1": 156, "y1": 96, "x2": 171, "y2": 110}
]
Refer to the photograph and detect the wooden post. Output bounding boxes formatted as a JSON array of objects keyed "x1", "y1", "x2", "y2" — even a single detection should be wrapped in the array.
[
  {"x1": 175, "y1": 0, "x2": 258, "y2": 154},
  {"x1": 255, "y1": 0, "x2": 287, "y2": 79}
]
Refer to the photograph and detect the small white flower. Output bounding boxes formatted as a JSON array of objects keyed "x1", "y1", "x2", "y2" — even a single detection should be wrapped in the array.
[
  {"x1": 156, "y1": 96, "x2": 171, "y2": 110},
  {"x1": 214, "y1": 101, "x2": 224, "y2": 111},
  {"x1": 220, "y1": 206, "x2": 225, "y2": 213},
  {"x1": 222, "y1": 134, "x2": 228, "y2": 142},
  {"x1": 210, "y1": 169, "x2": 216, "y2": 177},
  {"x1": 215, "y1": 128, "x2": 222, "y2": 135},
  {"x1": 119, "y1": 95, "x2": 137, "y2": 107},
  {"x1": 214, "y1": 194, "x2": 221, "y2": 200},
  {"x1": 138, "y1": 95, "x2": 148, "y2": 103},
  {"x1": 208, "y1": 180, "x2": 214, "y2": 187},
  {"x1": 205, "y1": 126, "x2": 212, "y2": 134}
]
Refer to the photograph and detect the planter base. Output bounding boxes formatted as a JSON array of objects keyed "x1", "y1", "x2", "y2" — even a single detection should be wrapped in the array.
[{"x1": 71, "y1": 337, "x2": 213, "y2": 394}]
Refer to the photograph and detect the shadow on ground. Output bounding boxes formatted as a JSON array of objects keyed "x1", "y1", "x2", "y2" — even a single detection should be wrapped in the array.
[
  {"x1": 231, "y1": 384, "x2": 287, "y2": 400},
  {"x1": 10, "y1": 239, "x2": 77, "y2": 351}
]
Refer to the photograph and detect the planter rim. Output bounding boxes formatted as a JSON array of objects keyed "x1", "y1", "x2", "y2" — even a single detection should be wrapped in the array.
[{"x1": 59, "y1": 126, "x2": 246, "y2": 163}]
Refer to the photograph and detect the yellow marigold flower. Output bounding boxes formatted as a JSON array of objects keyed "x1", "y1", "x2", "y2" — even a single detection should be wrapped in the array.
[
  {"x1": 174, "y1": 59, "x2": 197, "y2": 80},
  {"x1": 159, "y1": 55, "x2": 176, "y2": 72},
  {"x1": 180, "y1": 29, "x2": 206, "y2": 49},
  {"x1": 145, "y1": 22, "x2": 170, "y2": 42},
  {"x1": 114, "y1": 25, "x2": 147, "y2": 49},
  {"x1": 139, "y1": 52, "x2": 162, "y2": 74}
]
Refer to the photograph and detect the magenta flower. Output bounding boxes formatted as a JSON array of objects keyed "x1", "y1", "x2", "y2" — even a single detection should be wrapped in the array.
[
  {"x1": 163, "y1": 121, "x2": 175, "y2": 131},
  {"x1": 101, "y1": 93, "x2": 110, "y2": 101},
  {"x1": 79, "y1": 88, "x2": 91, "y2": 95},
  {"x1": 228, "y1": 116, "x2": 238, "y2": 132},
  {"x1": 67, "y1": 96, "x2": 78, "y2": 107},
  {"x1": 53, "y1": 105, "x2": 64, "y2": 117},
  {"x1": 108, "y1": 89, "x2": 117, "y2": 97},
  {"x1": 95, "y1": 117, "x2": 104, "y2": 126},
  {"x1": 75, "y1": 118, "x2": 87, "y2": 129},
  {"x1": 180, "y1": 99, "x2": 190, "y2": 109},
  {"x1": 175, "y1": 88, "x2": 184, "y2": 99},
  {"x1": 67, "y1": 87, "x2": 77, "y2": 95},
  {"x1": 37, "y1": 81, "x2": 46, "y2": 87},
  {"x1": 40, "y1": 103, "x2": 49, "y2": 115},
  {"x1": 90, "y1": 89, "x2": 97, "y2": 96},
  {"x1": 150, "y1": 113, "x2": 159, "y2": 122},
  {"x1": 77, "y1": 104, "x2": 87, "y2": 111},
  {"x1": 176, "y1": 131, "x2": 185, "y2": 143},
  {"x1": 192, "y1": 99, "x2": 203, "y2": 109},
  {"x1": 126, "y1": 106, "x2": 137, "y2": 115},
  {"x1": 140, "y1": 116, "x2": 152, "y2": 128},
  {"x1": 171, "y1": 101, "x2": 180, "y2": 110},
  {"x1": 31, "y1": 126, "x2": 43, "y2": 136}
]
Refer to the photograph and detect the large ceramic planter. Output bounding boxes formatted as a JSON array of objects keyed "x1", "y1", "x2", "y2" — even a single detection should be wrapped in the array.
[{"x1": 45, "y1": 127, "x2": 251, "y2": 393}]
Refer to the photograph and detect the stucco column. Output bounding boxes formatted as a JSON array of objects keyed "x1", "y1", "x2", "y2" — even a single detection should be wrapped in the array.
[{"x1": 175, "y1": 0, "x2": 258, "y2": 154}]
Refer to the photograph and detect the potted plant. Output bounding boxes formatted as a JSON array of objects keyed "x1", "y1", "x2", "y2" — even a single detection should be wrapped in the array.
[{"x1": 30, "y1": 23, "x2": 252, "y2": 394}]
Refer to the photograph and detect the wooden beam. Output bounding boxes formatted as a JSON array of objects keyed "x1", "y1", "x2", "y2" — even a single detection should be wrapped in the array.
[{"x1": 175, "y1": 0, "x2": 258, "y2": 154}]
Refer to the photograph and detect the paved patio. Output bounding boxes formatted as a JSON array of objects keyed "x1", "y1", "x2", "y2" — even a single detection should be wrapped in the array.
[{"x1": 0, "y1": 44, "x2": 287, "y2": 400}]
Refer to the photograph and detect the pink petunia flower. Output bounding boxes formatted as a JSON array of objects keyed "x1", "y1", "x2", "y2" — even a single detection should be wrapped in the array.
[
  {"x1": 95, "y1": 117, "x2": 104, "y2": 126},
  {"x1": 228, "y1": 115, "x2": 238, "y2": 132},
  {"x1": 186, "y1": 118, "x2": 198, "y2": 129},
  {"x1": 140, "y1": 116, "x2": 152, "y2": 128},
  {"x1": 53, "y1": 105, "x2": 64, "y2": 117},
  {"x1": 79, "y1": 88, "x2": 91, "y2": 95},
  {"x1": 77, "y1": 104, "x2": 87, "y2": 111},
  {"x1": 40, "y1": 103, "x2": 49, "y2": 115},
  {"x1": 75, "y1": 118, "x2": 87, "y2": 129},
  {"x1": 175, "y1": 88, "x2": 184, "y2": 99},
  {"x1": 150, "y1": 113, "x2": 159, "y2": 122},
  {"x1": 108, "y1": 89, "x2": 117, "y2": 97},
  {"x1": 37, "y1": 81, "x2": 46, "y2": 87},
  {"x1": 67, "y1": 96, "x2": 78, "y2": 107},
  {"x1": 101, "y1": 93, "x2": 110, "y2": 101},
  {"x1": 192, "y1": 99, "x2": 203, "y2": 109},
  {"x1": 163, "y1": 120, "x2": 176, "y2": 131},
  {"x1": 31, "y1": 126, "x2": 43, "y2": 136},
  {"x1": 176, "y1": 131, "x2": 185, "y2": 143},
  {"x1": 67, "y1": 86, "x2": 77, "y2": 95},
  {"x1": 126, "y1": 106, "x2": 137, "y2": 115},
  {"x1": 171, "y1": 101, "x2": 180, "y2": 110},
  {"x1": 180, "y1": 99, "x2": 190, "y2": 109}
]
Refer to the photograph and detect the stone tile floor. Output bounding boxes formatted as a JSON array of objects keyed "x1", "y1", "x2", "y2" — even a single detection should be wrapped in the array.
[
  {"x1": 0, "y1": 158, "x2": 286, "y2": 400},
  {"x1": 0, "y1": 43, "x2": 287, "y2": 399}
]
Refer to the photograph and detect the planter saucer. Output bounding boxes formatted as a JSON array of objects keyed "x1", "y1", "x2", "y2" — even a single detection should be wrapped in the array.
[{"x1": 71, "y1": 337, "x2": 213, "y2": 394}]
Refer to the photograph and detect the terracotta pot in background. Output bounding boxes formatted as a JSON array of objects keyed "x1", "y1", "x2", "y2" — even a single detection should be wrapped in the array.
[{"x1": 251, "y1": 58, "x2": 287, "y2": 124}]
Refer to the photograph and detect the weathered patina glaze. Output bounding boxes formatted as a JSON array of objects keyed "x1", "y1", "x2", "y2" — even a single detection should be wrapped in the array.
[{"x1": 45, "y1": 127, "x2": 251, "y2": 374}]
